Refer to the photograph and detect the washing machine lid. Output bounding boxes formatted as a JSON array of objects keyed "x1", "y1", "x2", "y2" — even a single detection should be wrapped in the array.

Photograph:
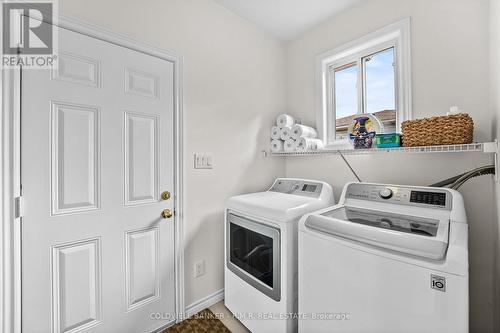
[
  {"x1": 226, "y1": 191, "x2": 326, "y2": 222},
  {"x1": 304, "y1": 205, "x2": 449, "y2": 260}
]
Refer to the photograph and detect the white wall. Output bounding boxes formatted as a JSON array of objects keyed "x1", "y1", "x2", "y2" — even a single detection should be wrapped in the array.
[
  {"x1": 489, "y1": 0, "x2": 500, "y2": 331},
  {"x1": 59, "y1": 0, "x2": 286, "y2": 308},
  {"x1": 284, "y1": 0, "x2": 497, "y2": 332}
]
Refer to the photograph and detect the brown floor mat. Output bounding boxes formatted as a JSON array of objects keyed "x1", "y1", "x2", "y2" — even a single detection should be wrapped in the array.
[{"x1": 163, "y1": 309, "x2": 231, "y2": 333}]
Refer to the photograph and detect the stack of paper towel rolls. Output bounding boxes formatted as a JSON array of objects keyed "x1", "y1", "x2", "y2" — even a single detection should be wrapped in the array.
[{"x1": 270, "y1": 114, "x2": 323, "y2": 152}]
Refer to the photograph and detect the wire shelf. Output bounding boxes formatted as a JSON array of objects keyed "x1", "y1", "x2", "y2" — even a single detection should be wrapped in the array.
[{"x1": 268, "y1": 142, "x2": 497, "y2": 157}]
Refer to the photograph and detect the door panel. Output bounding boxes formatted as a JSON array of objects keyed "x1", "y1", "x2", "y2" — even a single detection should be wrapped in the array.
[
  {"x1": 51, "y1": 101, "x2": 100, "y2": 214},
  {"x1": 51, "y1": 238, "x2": 102, "y2": 333},
  {"x1": 125, "y1": 227, "x2": 160, "y2": 311},
  {"x1": 22, "y1": 23, "x2": 175, "y2": 333},
  {"x1": 51, "y1": 51, "x2": 101, "y2": 87},
  {"x1": 124, "y1": 68, "x2": 159, "y2": 99},
  {"x1": 124, "y1": 112, "x2": 159, "y2": 205}
]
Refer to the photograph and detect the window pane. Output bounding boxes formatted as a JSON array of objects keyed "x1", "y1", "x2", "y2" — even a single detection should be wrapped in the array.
[
  {"x1": 334, "y1": 64, "x2": 358, "y2": 118},
  {"x1": 334, "y1": 63, "x2": 358, "y2": 139},
  {"x1": 364, "y1": 47, "x2": 396, "y2": 117}
]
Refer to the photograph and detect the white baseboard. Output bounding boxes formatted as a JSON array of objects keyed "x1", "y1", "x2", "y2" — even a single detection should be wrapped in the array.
[{"x1": 184, "y1": 288, "x2": 225, "y2": 319}]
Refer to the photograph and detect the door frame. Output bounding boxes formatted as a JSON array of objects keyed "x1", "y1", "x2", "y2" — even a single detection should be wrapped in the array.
[{"x1": 0, "y1": 13, "x2": 185, "y2": 333}]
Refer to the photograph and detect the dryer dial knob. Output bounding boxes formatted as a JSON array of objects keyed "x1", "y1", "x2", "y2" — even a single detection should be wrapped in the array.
[{"x1": 379, "y1": 188, "x2": 393, "y2": 199}]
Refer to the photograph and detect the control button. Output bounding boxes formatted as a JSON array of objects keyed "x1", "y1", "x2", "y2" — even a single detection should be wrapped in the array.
[
  {"x1": 291, "y1": 184, "x2": 300, "y2": 191},
  {"x1": 379, "y1": 188, "x2": 393, "y2": 199},
  {"x1": 380, "y1": 221, "x2": 391, "y2": 229}
]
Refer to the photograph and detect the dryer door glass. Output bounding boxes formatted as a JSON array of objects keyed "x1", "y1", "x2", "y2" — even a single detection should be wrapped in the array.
[
  {"x1": 230, "y1": 223, "x2": 273, "y2": 287},
  {"x1": 226, "y1": 213, "x2": 281, "y2": 301}
]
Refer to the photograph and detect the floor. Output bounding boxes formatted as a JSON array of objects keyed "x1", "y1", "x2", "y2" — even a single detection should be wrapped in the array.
[
  {"x1": 209, "y1": 301, "x2": 250, "y2": 333},
  {"x1": 161, "y1": 300, "x2": 248, "y2": 333},
  {"x1": 164, "y1": 308, "x2": 231, "y2": 332}
]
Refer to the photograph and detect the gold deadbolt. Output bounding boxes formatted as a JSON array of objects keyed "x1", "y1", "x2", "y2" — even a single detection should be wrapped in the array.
[
  {"x1": 161, "y1": 191, "x2": 171, "y2": 200},
  {"x1": 161, "y1": 209, "x2": 173, "y2": 219}
]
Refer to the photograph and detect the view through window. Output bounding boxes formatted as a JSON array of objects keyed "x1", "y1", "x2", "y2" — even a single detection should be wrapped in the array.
[{"x1": 334, "y1": 47, "x2": 396, "y2": 139}]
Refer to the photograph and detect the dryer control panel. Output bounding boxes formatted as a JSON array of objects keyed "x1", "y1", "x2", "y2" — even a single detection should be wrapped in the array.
[
  {"x1": 269, "y1": 179, "x2": 323, "y2": 198},
  {"x1": 345, "y1": 183, "x2": 452, "y2": 210}
]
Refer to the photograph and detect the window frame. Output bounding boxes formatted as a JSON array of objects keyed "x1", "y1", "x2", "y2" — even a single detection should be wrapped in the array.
[
  {"x1": 330, "y1": 61, "x2": 361, "y2": 139},
  {"x1": 316, "y1": 18, "x2": 412, "y2": 148}
]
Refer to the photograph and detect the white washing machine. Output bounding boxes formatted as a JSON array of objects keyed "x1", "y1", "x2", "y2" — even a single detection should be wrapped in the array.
[
  {"x1": 298, "y1": 182, "x2": 468, "y2": 333},
  {"x1": 225, "y1": 178, "x2": 334, "y2": 333}
]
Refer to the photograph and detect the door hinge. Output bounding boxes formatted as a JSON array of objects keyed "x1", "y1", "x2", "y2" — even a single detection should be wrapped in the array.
[{"x1": 15, "y1": 196, "x2": 24, "y2": 218}]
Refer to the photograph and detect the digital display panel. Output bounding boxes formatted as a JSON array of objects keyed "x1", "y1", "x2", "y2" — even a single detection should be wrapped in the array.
[
  {"x1": 410, "y1": 191, "x2": 446, "y2": 206},
  {"x1": 302, "y1": 184, "x2": 317, "y2": 193}
]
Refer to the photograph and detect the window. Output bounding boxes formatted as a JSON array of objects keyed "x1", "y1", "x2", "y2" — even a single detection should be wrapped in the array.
[
  {"x1": 317, "y1": 19, "x2": 411, "y2": 147},
  {"x1": 333, "y1": 47, "x2": 396, "y2": 140}
]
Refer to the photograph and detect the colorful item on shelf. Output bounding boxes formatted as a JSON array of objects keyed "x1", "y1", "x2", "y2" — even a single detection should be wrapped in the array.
[
  {"x1": 347, "y1": 113, "x2": 383, "y2": 136},
  {"x1": 375, "y1": 133, "x2": 401, "y2": 148},
  {"x1": 349, "y1": 116, "x2": 380, "y2": 149}
]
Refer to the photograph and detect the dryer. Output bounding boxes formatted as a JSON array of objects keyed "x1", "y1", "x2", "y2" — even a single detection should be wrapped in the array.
[
  {"x1": 225, "y1": 178, "x2": 334, "y2": 333},
  {"x1": 298, "y1": 182, "x2": 468, "y2": 333}
]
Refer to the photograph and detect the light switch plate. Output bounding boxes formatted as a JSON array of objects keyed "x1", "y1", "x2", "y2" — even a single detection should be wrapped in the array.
[{"x1": 194, "y1": 153, "x2": 213, "y2": 169}]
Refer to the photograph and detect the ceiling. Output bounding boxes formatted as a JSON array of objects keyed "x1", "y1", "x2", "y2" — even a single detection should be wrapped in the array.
[{"x1": 214, "y1": 0, "x2": 362, "y2": 40}]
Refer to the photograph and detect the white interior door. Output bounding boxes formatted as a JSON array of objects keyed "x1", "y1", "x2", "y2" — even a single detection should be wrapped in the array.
[{"x1": 21, "y1": 23, "x2": 176, "y2": 333}]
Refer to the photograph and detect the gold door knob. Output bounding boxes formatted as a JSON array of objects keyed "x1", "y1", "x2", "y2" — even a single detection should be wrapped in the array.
[
  {"x1": 161, "y1": 209, "x2": 173, "y2": 219},
  {"x1": 161, "y1": 191, "x2": 171, "y2": 200}
]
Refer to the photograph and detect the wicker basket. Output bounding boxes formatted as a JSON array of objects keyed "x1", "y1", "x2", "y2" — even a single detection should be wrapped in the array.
[{"x1": 401, "y1": 113, "x2": 474, "y2": 147}]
